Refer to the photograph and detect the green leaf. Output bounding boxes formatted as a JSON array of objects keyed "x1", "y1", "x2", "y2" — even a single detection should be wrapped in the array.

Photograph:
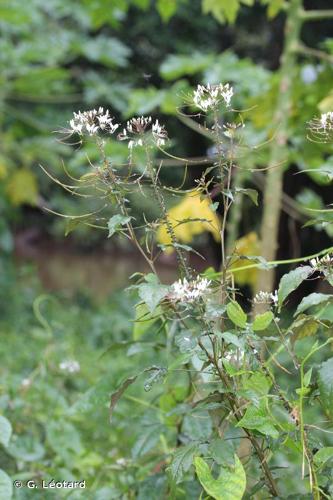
[
  {"x1": 290, "y1": 314, "x2": 320, "y2": 342},
  {"x1": 194, "y1": 455, "x2": 246, "y2": 500},
  {"x1": 202, "y1": 0, "x2": 240, "y2": 24},
  {"x1": 252, "y1": 311, "x2": 274, "y2": 331},
  {"x1": 226, "y1": 301, "x2": 247, "y2": 328},
  {"x1": 0, "y1": 416, "x2": 12, "y2": 448},
  {"x1": 277, "y1": 266, "x2": 313, "y2": 308},
  {"x1": 133, "y1": 303, "x2": 161, "y2": 340},
  {"x1": 235, "y1": 188, "x2": 258, "y2": 206},
  {"x1": 160, "y1": 52, "x2": 214, "y2": 80},
  {"x1": 46, "y1": 421, "x2": 83, "y2": 461},
  {"x1": 240, "y1": 373, "x2": 271, "y2": 405},
  {"x1": 107, "y1": 214, "x2": 131, "y2": 238},
  {"x1": 137, "y1": 274, "x2": 169, "y2": 313},
  {"x1": 156, "y1": 0, "x2": 178, "y2": 21},
  {"x1": 295, "y1": 293, "x2": 333, "y2": 316},
  {"x1": 313, "y1": 447, "x2": 333, "y2": 467},
  {"x1": 318, "y1": 357, "x2": 333, "y2": 418},
  {"x1": 236, "y1": 400, "x2": 279, "y2": 438},
  {"x1": 167, "y1": 443, "x2": 198, "y2": 484},
  {"x1": 210, "y1": 439, "x2": 235, "y2": 466},
  {"x1": 0, "y1": 470, "x2": 12, "y2": 500},
  {"x1": 303, "y1": 368, "x2": 312, "y2": 388}
]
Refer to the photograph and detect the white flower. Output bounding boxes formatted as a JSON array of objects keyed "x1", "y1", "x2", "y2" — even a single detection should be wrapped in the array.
[
  {"x1": 69, "y1": 107, "x2": 119, "y2": 136},
  {"x1": 253, "y1": 290, "x2": 278, "y2": 305},
  {"x1": 310, "y1": 253, "x2": 333, "y2": 271},
  {"x1": 118, "y1": 116, "x2": 167, "y2": 149},
  {"x1": 21, "y1": 378, "x2": 32, "y2": 388},
  {"x1": 170, "y1": 276, "x2": 211, "y2": 303},
  {"x1": 193, "y1": 83, "x2": 233, "y2": 112},
  {"x1": 59, "y1": 359, "x2": 80, "y2": 374}
]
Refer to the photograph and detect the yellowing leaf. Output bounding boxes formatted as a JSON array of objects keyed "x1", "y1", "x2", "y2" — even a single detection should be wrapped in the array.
[
  {"x1": 230, "y1": 232, "x2": 260, "y2": 288},
  {"x1": 157, "y1": 192, "x2": 220, "y2": 254},
  {"x1": 6, "y1": 168, "x2": 38, "y2": 206},
  {"x1": 194, "y1": 455, "x2": 246, "y2": 500}
]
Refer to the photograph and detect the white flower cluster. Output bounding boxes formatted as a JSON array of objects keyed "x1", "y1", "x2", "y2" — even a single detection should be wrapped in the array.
[
  {"x1": 69, "y1": 107, "x2": 119, "y2": 136},
  {"x1": 308, "y1": 111, "x2": 333, "y2": 142},
  {"x1": 310, "y1": 253, "x2": 333, "y2": 271},
  {"x1": 170, "y1": 276, "x2": 211, "y2": 303},
  {"x1": 193, "y1": 83, "x2": 234, "y2": 112},
  {"x1": 253, "y1": 290, "x2": 278, "y2": 305},
  {"x1": 59, "y1": 359, "x2": 80, "y2": 374},
  {"x1": 118, "y1": 116, "x2": 168, "y2": 149}
]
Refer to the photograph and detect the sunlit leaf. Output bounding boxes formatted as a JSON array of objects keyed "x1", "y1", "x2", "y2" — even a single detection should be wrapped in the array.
[
  {"x1": 194, "y1": 455, "x2": 246, "y2": 500},
  {"x1": 252, "y1": 311, "x2": 274, "y2": 331},
  {"x1": 294, "y1": 293, "x2": 333, "y2": 317},
  {"x1": 226, "y1": 301, "x2": 247, "y2": 328}
]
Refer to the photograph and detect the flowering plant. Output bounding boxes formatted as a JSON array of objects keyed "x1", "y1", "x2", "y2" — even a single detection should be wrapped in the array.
[{"x1": 46, "y1": 88, "x2": 333, "y2": 499}]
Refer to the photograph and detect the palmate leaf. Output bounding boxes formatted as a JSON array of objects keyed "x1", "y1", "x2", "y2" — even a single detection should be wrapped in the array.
[
  {"x1": 167, "y1": 443, "x2": 199, "y2": 484},
  {"x1": 194, "y1": 455, "x2": 246, "y2": 500}
]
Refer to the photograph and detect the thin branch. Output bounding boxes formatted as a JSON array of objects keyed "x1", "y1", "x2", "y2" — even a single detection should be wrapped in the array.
[
  {"x1": 300, "y1": 9, "x2": 333, "y2": 21},
  {"x1": 296, "y1": 43, "x2": 333, "y2": 64}
]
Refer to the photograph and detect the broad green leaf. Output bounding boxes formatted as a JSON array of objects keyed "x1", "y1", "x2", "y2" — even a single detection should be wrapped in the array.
[
  {"x1": 182, "y1": 412, "x2": 212, "y2": 441},
  {"x1": 221, "y1": 331, "x2": 244, "y2": 349},
  {"x1": 313, "y1": 447, "x2": 333, "y2": 467},
  {"x1": 210, "y1": 438, "x2": 235, "y2": 466},
  {"x1": 277, "y1": 266, "x2": 313, "y2": 308},
  {"x1": 7, "y1": 435, "x2": 45, "y2": 462},
  {"x1": 107, "y1": 214, "x2": 131, "y2": 238},
  {"x1": 6, "y1": 169, "x2": 38, "y2": 206},
  {"x1": 240, "y1": 373, "x2": 271, "y2": 405},
  {"x1": 133, "y1": 303, "x2": 161, "y2": 340},
  {"x1": 236, "y1": 400, "x2": 279, "y2": 438},
  {"x1": 160, "y1": 52, "x2": 214, "y2": 80},
  {"x1": 0, "y1": 417, "x2": 12, "y2": 448},
  {"x1": 295, "y1": 293, "x2": 333, "y2": 316},
  {"x1": 226, "y1": 301, "x2": 247, "y2": 328},
  {"x1": 252, "y1": 311, "x2": 274, "y2": 331},
  {"x1": 318, "y1": 357, "x2": 333, "y2": 418},
  {"x1": 137, "y1": 274, "x2": 169, "y2": 313},
  {"x1": 194, "y1": 455, "x2": 246, "y2": 500},
  {"x1": 290, "y1": 314, "x2": 320, "y2": 342},
  {"x1": 156, "y1": 0, "x2": 178, "y2": 21},
  {"x1": 202, "y1": 0, "x2": 240, "y2": 24},
  {"x1": 77, "y1": 36, "x2": 131, "y2": 67},
  {"x1": 46, "y1": 421, "x2": 83, "y2": 460},
  {"x1": 167, "y1": 443, "x2": 198, "y2": 484},
  {"x1": 0, "y1": 470, "x2": 12, "y2": 500}
]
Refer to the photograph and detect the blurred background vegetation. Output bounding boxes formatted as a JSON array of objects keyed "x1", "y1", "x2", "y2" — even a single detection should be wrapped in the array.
[{"x1": 1, "y1": 0, "x2": 333, "y2": 497}]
